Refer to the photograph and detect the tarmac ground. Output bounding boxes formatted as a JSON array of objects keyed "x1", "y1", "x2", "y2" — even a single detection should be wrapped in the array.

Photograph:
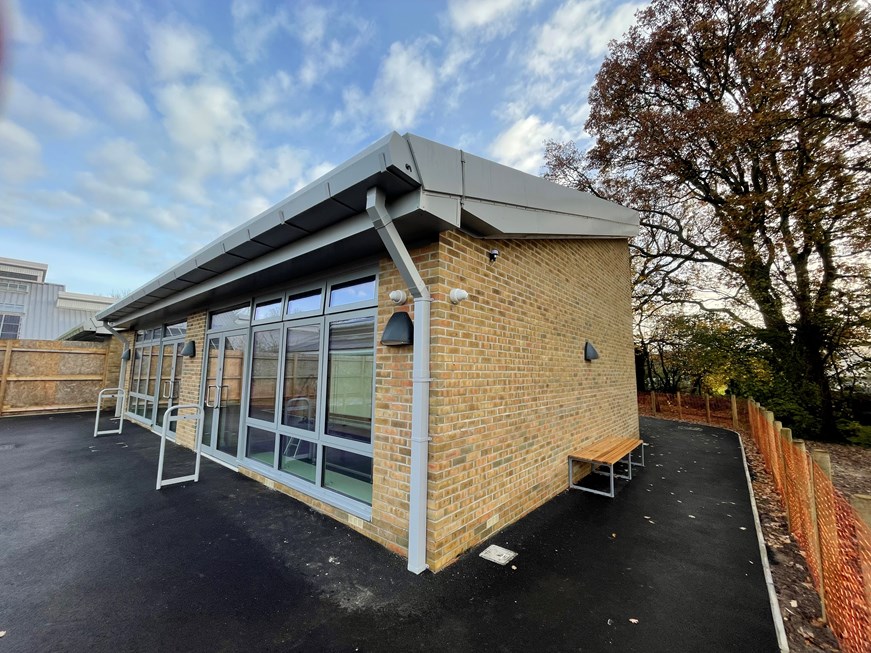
[{"x1": 0, "y1": 413, "x2": 779, "y2": 652}]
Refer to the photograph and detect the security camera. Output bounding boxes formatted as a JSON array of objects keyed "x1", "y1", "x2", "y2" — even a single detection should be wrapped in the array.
[{"x1": 488, "y1": 249, "x2": 500, "y2": 262}]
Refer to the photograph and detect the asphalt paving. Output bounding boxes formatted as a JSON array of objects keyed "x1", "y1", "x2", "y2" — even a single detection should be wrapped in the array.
[{"x1": 0, "y1": 413, "x2": 779, "y2": 652}]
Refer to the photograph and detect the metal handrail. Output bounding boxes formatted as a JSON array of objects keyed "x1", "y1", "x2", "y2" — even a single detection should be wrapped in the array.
[
  {"x1": 93, "y1": 388, "x2": 126, "y2": 438},
  {"x1": 156, "y1": 403, "x2": 204, "y2": 490}
]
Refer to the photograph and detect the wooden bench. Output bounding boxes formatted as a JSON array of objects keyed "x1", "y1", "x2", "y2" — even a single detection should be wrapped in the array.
[{"x1": 568, "y1": 436, "x2": 646, "y2": 498}]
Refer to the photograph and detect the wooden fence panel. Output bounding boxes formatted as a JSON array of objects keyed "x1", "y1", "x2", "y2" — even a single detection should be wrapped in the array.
[{"x1": 0, "y1": 339, "x2": 121, "y2": 416}]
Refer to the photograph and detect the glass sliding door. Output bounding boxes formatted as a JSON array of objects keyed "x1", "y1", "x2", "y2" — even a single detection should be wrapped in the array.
[{"x1": 155, "y1": 341, "x2": 184, "y2": 438}]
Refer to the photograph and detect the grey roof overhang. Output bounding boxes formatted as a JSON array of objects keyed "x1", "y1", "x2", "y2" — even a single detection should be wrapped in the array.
[{"x1": 97, "y1": 132, "x2": 638, "y2": 328}]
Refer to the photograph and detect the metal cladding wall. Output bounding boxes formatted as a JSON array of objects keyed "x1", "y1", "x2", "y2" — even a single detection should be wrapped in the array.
[{"x1": 0, "y1": 281, "x2": 108, "y2": 340}]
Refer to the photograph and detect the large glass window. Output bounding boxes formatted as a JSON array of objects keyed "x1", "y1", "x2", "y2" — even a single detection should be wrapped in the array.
[
  {"x1": 248, "y1": 329, "x2": 280, "y2": 423},
  {"x1": 282, "y1": 324, "x2": 320, "y2": 431},
  {"x1": 240, "y1": 273, "x2": 377, "y2": 511},
  {"x1": 325, "y1": 316, "x2": 375, "y2": 444}
]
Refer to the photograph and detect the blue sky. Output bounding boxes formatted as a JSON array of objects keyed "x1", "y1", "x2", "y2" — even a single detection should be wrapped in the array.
[{"x1": 0, "y1": 0, "x2": 644, "y2": 297}]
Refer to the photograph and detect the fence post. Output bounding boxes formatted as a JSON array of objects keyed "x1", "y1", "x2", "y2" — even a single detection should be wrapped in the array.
[
  {"x1": 850, "y1": 494, "x2": 871, "y2": 614},
  {"x1": 0, "y1": 341, "x2": 13, "y2": 417},
  {"x1": 779, "y1": 427, "x2": 793, "y2": 532},
  {"x1": 677, "y1": 391, "x2": 682, "y2": 420},
  {"x1": 650, "y1": 390, "x2": 656, "y2": 415},
  {"x1": 810, "y1": 450, "x2": 832, "y2": 622},
  {"x1": 731, "y1": 394, "x2": 739, "y2": 429},
  {"x1": 705, "y1": 394, "x2": 711, "y2": 424},
  {"x1": 764, "y1": 411, "x2": 776, "y2": 484}
]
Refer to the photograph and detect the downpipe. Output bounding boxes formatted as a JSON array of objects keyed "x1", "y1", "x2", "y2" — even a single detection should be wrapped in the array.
[{"x1": 366, "y1": 187, "x2": 431, "y2": 574}]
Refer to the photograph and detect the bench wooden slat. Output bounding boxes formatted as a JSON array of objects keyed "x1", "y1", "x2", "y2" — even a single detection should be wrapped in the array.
[{"x1": 569, "y1": 436, "x2": 643, "y2": 466}]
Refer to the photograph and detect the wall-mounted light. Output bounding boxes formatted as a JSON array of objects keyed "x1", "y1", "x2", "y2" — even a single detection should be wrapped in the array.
[
  {"x1": 389, "y1": 289, "x2": 408, "y2": 305},
  {"x1": 181, "y1": 340, "x2": 197, "y2": 358},
  {"x1": 488, "y1": 248, "x2": 500, "y2": 263},
  {"x1": 381, "y1": 311, "x2": 414, "y2": 346},
  {"x1": 449, "y1": 288, "x2": 469, "y2": 304},
  {"x1": 121, "y1": 348, "x2": 131, "y2": 362},
  {"x1": 584, "y1": 341, "x2": 599, "y2": 362}
]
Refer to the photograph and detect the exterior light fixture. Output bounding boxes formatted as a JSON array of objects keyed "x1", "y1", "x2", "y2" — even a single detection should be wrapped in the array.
[
  {"x1": 488, "y1": 249, "x2": 500, "y2": 262},
  {"x1": 389, "y1": 289, "x2": 408, "y2": 305},
  {"x1": 381, "y1": 311, "x2": 413, "y2": 346},
  {"x1": 449, "y1": 289, "x2": 469, "y2": 304},
  {"x1": 584, "y1": 341, "x2": 599, "y2": 362},
  {"x1": 121, "y1": 348, "x2": 131, "y2": 361},
  {"x1": 181, "y1": 340, "x2": 196, "y2": 358}
]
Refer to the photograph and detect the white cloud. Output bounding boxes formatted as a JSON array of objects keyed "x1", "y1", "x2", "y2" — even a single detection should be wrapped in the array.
[
  {"x1": 251, "y1": 146, "x2": 306, "y2": 195},
  {"x1": 55, "y1": 50, "x2": 149, "y2": 123},
  {"x1": 231, "y1": 0, "x2": 292, "y2": 63},
  {"x1": 78, "y1": 172, "x2": 151, "y2": 209},
  {"x1": 371, "y1": 42, "x2": 437, "y2": 131},
  {"x1": 528, "y1": 0, "x2": 643, "y2": 77},
  {"x1": 0, "y1": 120, "x2": 44, "y2": 183},
  {"x1": 147, "y1": 22, "x2": 207, "y2": 81},
  {"x1": 488, "y1": 115, "x2": 569, "y2": 173},
  {"x1": 7, "y1": 80, "x2": 92, "y2": 137},
  {"x1": 7, "y1": 0, "x2": 43, "y2": 45},
  {"x1": 55, "y1": 3, "x2": 131, "y2": 58},
  {"x1": 447, "y1": 0, "x2": 539, "y2": 37},
  {"x1": 296, "y1": 13, "x2": 372, "y2": 88},
  {"x1": 246, "y1": 70, "x2": 294, "y2": 115},
  {"x1": 156, "y1": 81, "x2": 257, "y2": 198},
  {"x1": 88, "y1": 138, "x2": 154, "y2": 186}
]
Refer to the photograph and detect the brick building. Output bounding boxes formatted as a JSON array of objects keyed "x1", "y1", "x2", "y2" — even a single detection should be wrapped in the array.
[{"x1": 97, "y1": 133, "x2": 639, "y2": 573}]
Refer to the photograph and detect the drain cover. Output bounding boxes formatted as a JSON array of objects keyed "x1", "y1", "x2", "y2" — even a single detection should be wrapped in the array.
[{"x1": 479, "y1": 545, "x2": 517, "y2": 565}]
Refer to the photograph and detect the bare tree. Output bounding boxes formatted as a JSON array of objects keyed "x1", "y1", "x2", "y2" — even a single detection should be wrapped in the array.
[{"x1": 546, "y1": 0, "x2": 871, "y2": 438}]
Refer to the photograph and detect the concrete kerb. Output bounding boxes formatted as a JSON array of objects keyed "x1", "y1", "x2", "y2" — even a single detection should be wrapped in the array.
[{"x1": 734, "y1": 427, "x2": 790, "y2": 652}]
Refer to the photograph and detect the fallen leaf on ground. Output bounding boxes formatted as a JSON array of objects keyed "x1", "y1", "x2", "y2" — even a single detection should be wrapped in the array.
[{"x1": 629, "y1": 618, "x2": 639, "y2": 624}]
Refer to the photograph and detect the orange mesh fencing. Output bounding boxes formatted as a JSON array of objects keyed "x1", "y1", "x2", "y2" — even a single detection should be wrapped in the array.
[{"x1": 747, "y1": 400, "x2": 871, "y2": 653}]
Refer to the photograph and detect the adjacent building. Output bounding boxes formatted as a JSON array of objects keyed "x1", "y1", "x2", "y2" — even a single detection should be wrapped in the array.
[
  {"x1": 96, "y1": 132, "x2": 640, "y2": 573},
  {"x1": 0, "y1": 257, "x2": 115, "y2": 340}
]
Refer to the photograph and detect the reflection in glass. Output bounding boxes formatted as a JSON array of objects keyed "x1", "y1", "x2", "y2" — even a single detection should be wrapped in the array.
[
  {"x1": 164, "y1": 321, "x2": 187, "y2": 337},
  {"x1": 328, "y1": 276, "x2": 375, "y2": 307},
  {"x1": 286, "y1": 289, "x2": 322, "y2": 316},
  {"x1": 248, "y1": 329, "x2": 280, "y2": 422},
  {"x1": 200, "y1": 338, "x2": 219, "y2": 449},
  {"x1": 146, "y1": 346, "x2": 159, "y2": 398},
  {"x1": 209, "y1": 305, "x2": 251, "y2": 330},
  {"x1": 254, "y1": 299, "x2": 282, "y2": 321},
  {"x1": 323, "y1": 447, "x2": 372, "y2": 504},
  {"x1": 325, "y1": 317, "x2": 374, "y2": 443},
  {"x1": 246, "y1": 426, "x2": 276, "y2": 466},
  {"x1": 279, "y1": 436, "x2": 317, "y2": 483},
  {"x1": 282, "y1": 324, "x2": 319, "y2": 431},
  {"x1": 216, "y1": 334, "x2": 246, "y2": 456}
]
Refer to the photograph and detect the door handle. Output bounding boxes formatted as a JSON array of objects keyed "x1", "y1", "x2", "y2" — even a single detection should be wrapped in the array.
[
  {"x1": 161, "y1": 380, "x2": 171, "y2": 398},
  {"x1": 205, "y1": 384, "x2": 218, "y2": 408},
  {"x1": 216, "y1": 384, "x2": 229, "y2": 409}
]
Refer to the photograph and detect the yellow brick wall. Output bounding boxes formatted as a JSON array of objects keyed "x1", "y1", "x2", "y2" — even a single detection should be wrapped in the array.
[
  {"x1": 425, "y1": 231, "x2": 638, "y2": 570},
  {"x1": 175, "y1": 312, "x2": 207, "y2": 449}
]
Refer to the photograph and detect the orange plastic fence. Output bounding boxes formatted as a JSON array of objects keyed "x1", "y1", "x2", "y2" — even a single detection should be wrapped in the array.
[{"x1": 746, "y1": 400, "x2": 871, "y2": 653}]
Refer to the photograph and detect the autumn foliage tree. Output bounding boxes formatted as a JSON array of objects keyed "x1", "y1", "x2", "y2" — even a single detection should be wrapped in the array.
[{"x1": 545, "y1": 0, "x2": 871, "y2": 438}]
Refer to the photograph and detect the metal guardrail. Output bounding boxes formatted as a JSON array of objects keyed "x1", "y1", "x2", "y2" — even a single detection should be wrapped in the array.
[
  {"x1": 156, "y1": 403, "x2": 204, "y2": 490},
  {"x1": 93, "y1": 388, "x2": 126, "y2": 437}
]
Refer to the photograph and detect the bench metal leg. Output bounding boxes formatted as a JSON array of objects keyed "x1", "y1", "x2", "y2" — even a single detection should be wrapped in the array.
[{"x1": 569, "y1": 458, "x2": 617, "y2": 498}]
